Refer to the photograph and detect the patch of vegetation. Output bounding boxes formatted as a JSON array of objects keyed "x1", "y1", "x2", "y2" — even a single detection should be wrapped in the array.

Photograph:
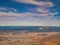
[{"x1": 0, "y1": 37, "x2": 8, "y2": 41}]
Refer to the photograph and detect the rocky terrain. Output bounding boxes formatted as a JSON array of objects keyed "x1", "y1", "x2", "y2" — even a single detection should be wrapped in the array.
[{"x1": 0, "y1": 31, "x2": 59, "y2": 45}]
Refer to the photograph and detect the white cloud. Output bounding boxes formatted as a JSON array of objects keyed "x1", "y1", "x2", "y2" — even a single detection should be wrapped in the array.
[
  {"x1": 0, "y1": 10, "x2": 58, "y2": 21},
  {"x1": 13, "y1": 0, "x2": 54, "y2": 7},
  {"x1": 0, "y1": 7, "x2": 8, "y2": 10},
  {"x1": 36, "y1": 7, "x2": 49, "y2": 13},
  {"x1": 36, "y1": 7, "x2": 58, "y2": 19},
  {"x1": 0, "y1": 7, "x2": 17, "y2": 12}
]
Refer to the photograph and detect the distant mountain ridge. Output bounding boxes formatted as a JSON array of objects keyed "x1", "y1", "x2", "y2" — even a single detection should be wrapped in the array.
[{"x1": 0, "y1": 26, "x2": 60, "y2": 32}]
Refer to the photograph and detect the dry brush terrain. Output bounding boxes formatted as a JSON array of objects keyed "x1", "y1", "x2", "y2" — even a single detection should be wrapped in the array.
[{"x1": 0, "y1": 32, "x2": 60, "y2": 45}]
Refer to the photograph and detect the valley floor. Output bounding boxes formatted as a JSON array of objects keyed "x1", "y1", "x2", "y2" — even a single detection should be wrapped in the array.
[{"x1": 0, "y1": 31, "x2": 60, "y2": 45}]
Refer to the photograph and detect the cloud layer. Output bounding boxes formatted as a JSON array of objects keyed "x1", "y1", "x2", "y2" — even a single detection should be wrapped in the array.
[
  {"x1": 0, "y1": 7, "x2": 57, "y2": 21},
  {"x1": 0, "y1": 0, "x2": 60, "y2": 26},
  {"x1": 13, "y1": 0, "x2": 54, "y2": 7}
]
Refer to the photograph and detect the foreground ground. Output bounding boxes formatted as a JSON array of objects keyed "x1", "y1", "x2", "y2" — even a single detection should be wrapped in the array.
[{"x1": 0, "y1": 31, "x2": 60, "y2": 45}]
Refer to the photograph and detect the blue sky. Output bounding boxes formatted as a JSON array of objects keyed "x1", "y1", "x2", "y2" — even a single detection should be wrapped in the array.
[{"x1": 0, "y1": 0, "x2": 60, "y2": 26}]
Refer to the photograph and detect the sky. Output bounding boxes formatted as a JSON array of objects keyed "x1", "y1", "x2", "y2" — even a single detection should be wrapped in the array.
[{"x1": 0, "y1": 0, "x2": 60, "y2": 26}]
